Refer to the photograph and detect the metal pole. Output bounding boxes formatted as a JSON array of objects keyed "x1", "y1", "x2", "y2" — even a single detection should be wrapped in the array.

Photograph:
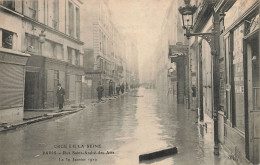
[{"x1": 212, "y1": 10, "x2": 220, "y2": 155}]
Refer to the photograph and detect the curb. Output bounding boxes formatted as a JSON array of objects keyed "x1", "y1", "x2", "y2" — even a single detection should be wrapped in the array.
[
  {"x1": 0, "y1": 91, "x2": 131, "y2": 133},
  {"x1": 0, "y1": 109, "x2": 82, "y2": 133}
]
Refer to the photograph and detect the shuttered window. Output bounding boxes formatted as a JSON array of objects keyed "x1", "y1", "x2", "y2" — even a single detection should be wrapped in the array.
[{"x1": 0, "y1": 64, "x2": 24, "y2": 109}]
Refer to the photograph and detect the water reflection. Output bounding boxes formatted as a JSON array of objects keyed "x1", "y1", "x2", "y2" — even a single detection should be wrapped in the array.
[{"x1": 0, "y1": 88, "x2": 234, "y2": 165}]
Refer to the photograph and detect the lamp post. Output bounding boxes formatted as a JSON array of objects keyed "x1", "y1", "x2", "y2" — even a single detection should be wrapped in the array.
[{"x1": 179, "y1": 0, "x2": 220, "y2": 155}]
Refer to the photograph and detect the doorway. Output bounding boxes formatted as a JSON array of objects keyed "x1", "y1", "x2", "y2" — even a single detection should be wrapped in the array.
[
  {"x1": 246, "y1": 32, "x2": 259, "y2": 164},
  {"x1": 24, "y1": 72, "x2": 39, "y2": 109}
]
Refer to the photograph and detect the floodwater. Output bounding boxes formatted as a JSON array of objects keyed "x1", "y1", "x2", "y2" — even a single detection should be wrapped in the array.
[{"x1": 0, "y1": 88, "x2": 235, "y2": 165}]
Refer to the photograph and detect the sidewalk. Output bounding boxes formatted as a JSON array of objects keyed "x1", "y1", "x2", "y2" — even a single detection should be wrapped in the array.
[
  {"x1": 0, "y1": 104, "x2": 84, "y2": 133},
  {"x1": 0, "y1": 92, "x2": 130, "y2": 133}
]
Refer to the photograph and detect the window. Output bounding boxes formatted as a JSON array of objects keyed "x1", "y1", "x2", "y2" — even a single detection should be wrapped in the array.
[
  {"x1": 232, "y1": 24, "x2": 245, "y2": 132},
  {"x1": 76, "y1": 7, "x2": 80, "y2": 39},
  {"x1": 2, "y1": 0, "x2": 15, "y2": 10},
  {"x1": 25, "y1": 1, "x2": 38, "y2": 20},
  {"x1": 53, "y1": 0, "x2": 59, "y2": 30},
  {"x1": 99, "y1": 30, "x2": 102, "y2": 51},
  {"x1": 100, "y1": 59, "x2": 103, "y2": 71},
  {"x1": 52, "y1": 43, "x2": 57, "y2": 58},
  {"x1": 2, "y1": 29, "x2": 13, "y2": 49},
  {"x1": 68, "y1": 2, "x2": 74, "y2": 37},
  {"x1": 25, "y1": 34, "x2": 40, "y2": 53},
  {"x1": 75, "y1": 50, "x2": 80, "y2": 66},
  {"x1": 54, "y1": 70, "x2": 59, "y2": 83},
  {"x1": 68, "y1": 47, "x2": 72, "y2": 64}
]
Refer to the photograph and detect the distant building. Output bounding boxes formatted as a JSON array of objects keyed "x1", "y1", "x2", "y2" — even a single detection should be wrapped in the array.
[
  {"x1": 154, "y1": 0, "x2": 188, "y2": 103},
  {"x1": 81, "y1": 0, "x2": 138, "y2": 100}
]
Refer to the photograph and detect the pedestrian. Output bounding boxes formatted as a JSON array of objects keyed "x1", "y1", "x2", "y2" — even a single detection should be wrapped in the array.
[
  {"x1": 126, "y1": 82, "x2": 129, "y2": 92},
  {"x1": 109, "y1": 82, "x2": 113, "y2": 97},
  {"x1": 96, "y1": 82, "x2": 104, "y2": 101},
  {"x1": 121, "y1": 83, "x2": 124, "y2": 94},
  {"x1": 116, "y1": 84, "x2": 121, "y2": 95},
  {"x1": 56, "y1": 83, "x2": 65, "y2": 110}
]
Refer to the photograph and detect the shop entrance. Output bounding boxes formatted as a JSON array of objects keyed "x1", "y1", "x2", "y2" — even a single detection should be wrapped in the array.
[
  {"x1": 246, "y1": 31, "x2": 259, "y2": 164},
  {"x1": 24, "y1": 71, "x2": 40, "y2": 109}
]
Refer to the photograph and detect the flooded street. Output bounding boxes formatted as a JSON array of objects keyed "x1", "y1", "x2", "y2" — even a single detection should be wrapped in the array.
[{"x1": 0, "y1": 88, "x2": 234, "y2": 165}]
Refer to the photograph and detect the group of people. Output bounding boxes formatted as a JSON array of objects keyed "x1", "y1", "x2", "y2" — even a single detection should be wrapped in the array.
[
  {"x1": 55, "y1": 82, "x2": 129, "y2": 110},
  {"x1": 96, "y1": 82, "x2": 128, "y2": 101}
]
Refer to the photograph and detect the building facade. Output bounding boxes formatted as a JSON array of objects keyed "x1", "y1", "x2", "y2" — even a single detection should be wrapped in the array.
[
  {"x1": 0, "y1": 0, "x2": 84, "y2": 123},
  {"x1": 155, "y1": 0, "x2": 259, "y2": 164},
  {"x1": 154, "y1": 0, "x2": 189, "y2": 103},
  {"x1": 187, "y1": 0, "x2": 259, "y2": 164},
  {"x1": 81, "y1": 0, "x2": 139, "y2": 100}
]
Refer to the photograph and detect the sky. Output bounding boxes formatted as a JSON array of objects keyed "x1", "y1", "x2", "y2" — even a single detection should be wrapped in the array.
[{"x1": 107, "y1": 0, "x2": 172, "y2": 83}]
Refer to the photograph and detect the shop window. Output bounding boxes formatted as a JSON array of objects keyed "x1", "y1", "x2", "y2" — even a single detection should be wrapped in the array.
[
  {"x1": 2, "y1": 0, "x2": 15, "y2": 10},
  {"x1": 2, "y1": 29, "x2": 13, "y2": 49},
  {"x1": 232, "y1": 24, "x2": 245, "y2": 133}
]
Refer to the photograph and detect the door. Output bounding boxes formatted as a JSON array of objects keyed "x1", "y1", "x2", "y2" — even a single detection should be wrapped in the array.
[
  {"x1": 24, "y1": 72, "x2": 39, "y2": 109},
  {"x1": 247, "y1": 34, "x2": 259, "y2": 164},
  {"x1": 75, "y1": 81, "x2": 81, "y2": 104}
]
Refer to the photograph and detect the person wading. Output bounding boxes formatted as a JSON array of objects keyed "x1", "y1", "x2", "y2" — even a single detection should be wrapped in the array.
[
  {"x1": 96, "y1": 82, "x2": 104, "y2": 101},
  {"x1": 56, "y1": 83, "x2": 65, "y2": 110},
  {"x1": 116, "y1": 84, "x2": 121, "y2": 95}
]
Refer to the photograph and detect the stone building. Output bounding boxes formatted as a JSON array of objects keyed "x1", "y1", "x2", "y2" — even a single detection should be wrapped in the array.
[
  {"x1": 81, "y1": 0, "x2": 138, "y2": 100},
  {"x1": 187, "y1": 0, "x2": 259, "y2": 164},
  {"x1": 0, "y1": 0, "x2": 84, "y2": 123},
  {"x1": 154, "y1": 0, "x2": 188, "y2": 103}
]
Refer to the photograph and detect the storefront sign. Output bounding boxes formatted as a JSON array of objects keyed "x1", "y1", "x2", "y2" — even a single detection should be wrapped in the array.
[{"x1": 168, "y1": 44, "x2": 188, "y2": 58}]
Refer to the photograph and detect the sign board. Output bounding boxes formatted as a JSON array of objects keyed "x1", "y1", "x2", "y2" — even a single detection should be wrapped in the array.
[{"x1": 168, "y1": 44, "x2": 189, "y2": 58}]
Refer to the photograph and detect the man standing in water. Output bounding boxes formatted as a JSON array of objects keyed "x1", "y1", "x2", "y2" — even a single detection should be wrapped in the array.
[
  {"x1": 96, "y1": 82, "x2": 104, "y2": 101},
  {"x1": 56, "y1": 83, "x2": 65, "y2": 110}
]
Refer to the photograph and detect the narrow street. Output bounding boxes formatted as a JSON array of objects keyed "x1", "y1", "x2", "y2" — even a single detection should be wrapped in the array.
[{"x1": 0, "y1": 88, "x2": 234, "y2": 165}]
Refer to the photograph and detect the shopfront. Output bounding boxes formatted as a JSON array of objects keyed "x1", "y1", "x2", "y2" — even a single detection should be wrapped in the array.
[{"x1": 224, "y1": 6, "x2": 259, "y2": 164}]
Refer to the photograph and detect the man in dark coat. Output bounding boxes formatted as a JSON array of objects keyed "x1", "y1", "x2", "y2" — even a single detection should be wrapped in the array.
[
  {"x1": 121, "y1": 83, "x2": 124, "y2": 94},
  {"x1": 109, "y1": 83, "x2": 113, "y2": 97},
  {"x1": 56, "y1": 83, "x2": 65, "y2": 110},
  {"x1": 116, "y1": 84, "x2": 120, "y2": 95},
  {"x1": 96, "y1": 82, "x2": 104, "y2": 101}
]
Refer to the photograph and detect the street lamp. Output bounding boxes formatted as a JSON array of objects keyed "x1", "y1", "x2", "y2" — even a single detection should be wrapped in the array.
[
  {"x1": 179, "y1": 0, "x2": 221, "y2": 155},
  {"x1": 178, "y1": 0, "x2": 197, "y2": 39}
]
